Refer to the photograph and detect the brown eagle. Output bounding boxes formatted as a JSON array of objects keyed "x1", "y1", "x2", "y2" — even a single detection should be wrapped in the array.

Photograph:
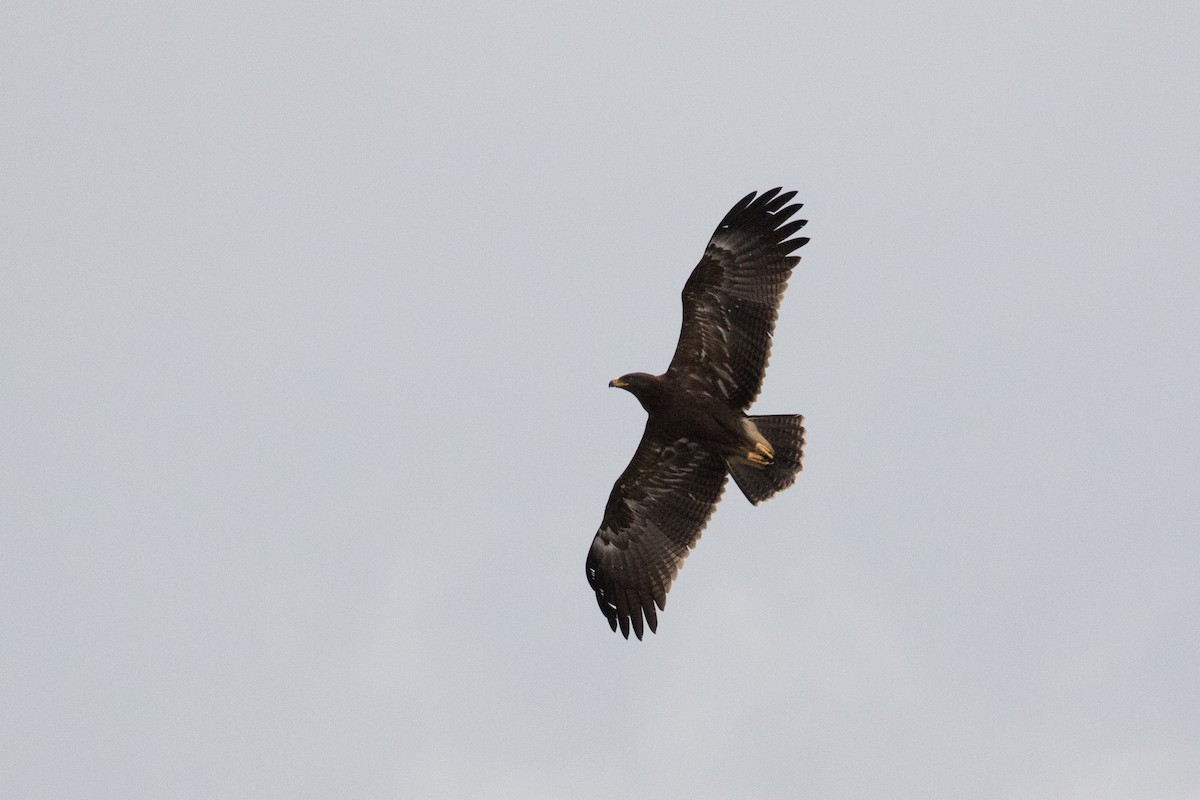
[{"x1": 585, "y1": 188, "x2": 809, "y2": 639}]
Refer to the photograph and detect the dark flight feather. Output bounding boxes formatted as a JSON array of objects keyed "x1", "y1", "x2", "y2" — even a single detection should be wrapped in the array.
[
  {"x1": 585, "y1": 436, "x2": 728, "y2": 639},
  {"x1": 668, "y1": 188, "x2": 809, "y2": 410}
]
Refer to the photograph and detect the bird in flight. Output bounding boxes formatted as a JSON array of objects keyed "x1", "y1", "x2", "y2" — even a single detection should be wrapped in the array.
[{"x1": 585, "y1": 188, "x2": 809, "y2": 639}]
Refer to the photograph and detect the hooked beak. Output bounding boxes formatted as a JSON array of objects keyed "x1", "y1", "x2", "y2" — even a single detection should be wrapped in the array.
[{"x1": 609, "y1": 377, "x2": 627, "y2": 388}]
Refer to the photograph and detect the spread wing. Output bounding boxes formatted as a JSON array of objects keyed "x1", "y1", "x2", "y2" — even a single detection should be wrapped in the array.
[
  {"x1": 666, "y1": 188, "x2": 809, "y2": 410},
  {"x1": 585, "y1": 432, "x2": 728, "y2": 639}
]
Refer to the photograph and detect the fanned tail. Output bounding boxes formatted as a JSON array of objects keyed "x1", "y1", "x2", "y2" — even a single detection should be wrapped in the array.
[{"x1": 727, "y1": 414, "x2": 805, "y2": 505}]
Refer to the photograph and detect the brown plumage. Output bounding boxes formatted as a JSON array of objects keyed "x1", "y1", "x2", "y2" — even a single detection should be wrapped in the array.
[{"x1": 585, "y1": 188, "x2": 809, "y2": 639}]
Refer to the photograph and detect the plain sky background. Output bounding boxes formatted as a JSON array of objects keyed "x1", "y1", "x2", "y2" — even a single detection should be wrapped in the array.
[{"x1": 3, "y1": 2, "x2": 1199, "y2": 798}]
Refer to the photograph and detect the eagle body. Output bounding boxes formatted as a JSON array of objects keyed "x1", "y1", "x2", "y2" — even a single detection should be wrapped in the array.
[
  {"x1": 609, "y1": 372, "x2": 765, "y2": 464},
  {"x1": 585, "y1": 188, "x2": 809, "y2": 640}
]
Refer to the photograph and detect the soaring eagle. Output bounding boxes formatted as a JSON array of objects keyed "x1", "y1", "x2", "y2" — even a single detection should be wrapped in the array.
[{"x1": 585, "y1": 188, "x2": 809, "y2": 639}]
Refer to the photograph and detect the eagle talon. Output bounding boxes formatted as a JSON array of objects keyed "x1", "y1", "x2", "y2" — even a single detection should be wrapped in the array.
[
  {"x1": 746, "y1": 450, "x2": 774, "y2": 467},
  {"x1": 746, "y1": 441, "x2": 775, "y2": 466}
]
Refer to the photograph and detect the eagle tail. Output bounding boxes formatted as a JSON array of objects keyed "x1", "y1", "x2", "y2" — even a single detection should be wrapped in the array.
[{"x1": 727, "y1": 414, "x2": 805, "y2": 505}]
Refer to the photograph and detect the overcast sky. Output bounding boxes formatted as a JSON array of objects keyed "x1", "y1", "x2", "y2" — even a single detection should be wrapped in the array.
[{"x1": 3, "y1": 2, "x2": 1199, "y2": 798}]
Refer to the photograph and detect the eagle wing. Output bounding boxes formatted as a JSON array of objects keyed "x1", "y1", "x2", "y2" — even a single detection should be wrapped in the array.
[
  {"x1": 585, "y1": 431, "x2": 728, "y2": 639},
  {"x1": 666, "y1": 188, "x2": 809, "y2": 410}
]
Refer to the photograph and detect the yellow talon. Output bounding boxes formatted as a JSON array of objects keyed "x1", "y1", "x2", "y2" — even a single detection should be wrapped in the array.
[{"x1": 747, "y1": 450, "x2": 773, "y2": 467}]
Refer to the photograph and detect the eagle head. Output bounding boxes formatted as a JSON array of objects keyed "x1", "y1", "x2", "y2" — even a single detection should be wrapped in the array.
[{"x1": 608, "y1": 372, "x2": 664, "y2": 404}]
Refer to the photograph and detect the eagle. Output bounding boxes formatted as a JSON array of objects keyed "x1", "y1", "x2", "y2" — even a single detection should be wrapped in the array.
[{"x1": 585, "y1": 188, "x2": 809, "y2": 639}]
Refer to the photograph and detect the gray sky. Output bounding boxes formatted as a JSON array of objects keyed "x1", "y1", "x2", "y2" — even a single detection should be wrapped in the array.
[{"x1": 3, "y1": 2, "x2": 1199, "y2": 798}]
